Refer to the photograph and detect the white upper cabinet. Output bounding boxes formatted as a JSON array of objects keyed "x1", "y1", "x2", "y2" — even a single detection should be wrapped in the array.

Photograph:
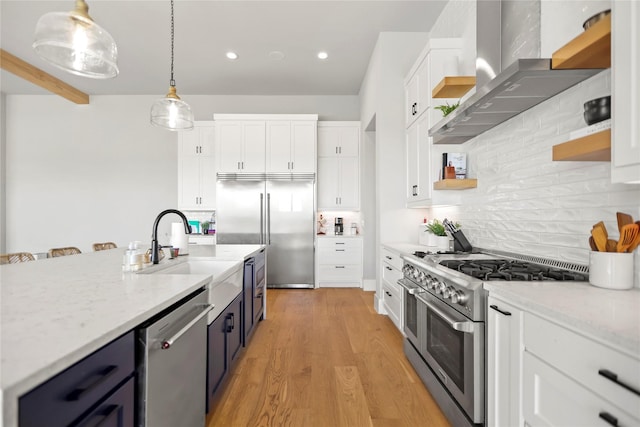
[
  {"x1": 612, "y1": 0, "x2": 640, "y2": 184},
  {"x1": 216, "y1": 120, "x2": 266, "y2": 173},
  {"x1": 178, "y1": 122, "x2": 216, "y2": 210},
  {"x1": 317, "y1": 122, "x2": 360, "y2": 210},
  {"x1": 406, "y1": 114, "x2": 431, "y2": 205},
  {"x1": 266, "y1": 120, "x2": 316, "y2": 173}
]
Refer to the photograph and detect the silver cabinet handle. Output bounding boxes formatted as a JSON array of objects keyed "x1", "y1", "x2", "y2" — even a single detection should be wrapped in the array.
[
  {"x1": 416, "y1": 295, "x2": 475, "y2": 333},
  {"x1": 241, "y1": 161, "x2": 244, "y2": 169},
  {"x1": 291, "y1": 161, "x2": 294, "y2": 170},
  {"x1": 237, "y1": 161, "x2": 241, "y2": 170},
  {"x1": 335, "y1": 249, "x2": 345, "y2": 252},
  {"x1": 161, "y1": 304, "x2": 214, "y2": 349},
  {"x1": 335, "y1": 266, "x2": 345, "y2": 269},
  {"x1": 336, "y1": 147, "x2": 338, "y2": 154}
]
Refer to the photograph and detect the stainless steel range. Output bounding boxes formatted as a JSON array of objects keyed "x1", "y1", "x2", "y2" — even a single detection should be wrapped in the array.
[{"x1": 398, "y1": 250, "x2": 588, "y2": 427}]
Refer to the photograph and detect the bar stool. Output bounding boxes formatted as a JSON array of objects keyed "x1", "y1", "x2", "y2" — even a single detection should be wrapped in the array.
[
  {"x1": 48, "y1": 247, "x2": 82, "y2": 257},
  {"x1": 93, "y1": 242, "x2": 117, "y2": 251},
  {"x1": 0, "y1": 252, "x2": 35, "y2": 265}
]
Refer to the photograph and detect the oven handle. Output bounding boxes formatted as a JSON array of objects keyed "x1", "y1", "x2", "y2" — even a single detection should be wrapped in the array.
[
  {"x1": 416, "y1": 294, "x2": 476, "y2": 334},
  {"x1": 397, "y1": 279, "x2": 425, "y2": 295}
]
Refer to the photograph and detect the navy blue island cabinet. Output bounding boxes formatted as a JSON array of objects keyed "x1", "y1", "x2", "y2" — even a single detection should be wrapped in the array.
[{"x1": 19, "y1": 331, "x2": 135, "y2": 427}]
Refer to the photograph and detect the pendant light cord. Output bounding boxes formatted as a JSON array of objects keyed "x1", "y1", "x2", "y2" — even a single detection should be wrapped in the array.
[{"x1": 169, "y1": 0, "x2": 175, "y2": 87}]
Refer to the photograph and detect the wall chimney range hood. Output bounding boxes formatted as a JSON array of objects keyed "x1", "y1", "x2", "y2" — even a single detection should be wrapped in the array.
[{"x1": 429, "y1": 0, "x2": 605, "y2": 145}]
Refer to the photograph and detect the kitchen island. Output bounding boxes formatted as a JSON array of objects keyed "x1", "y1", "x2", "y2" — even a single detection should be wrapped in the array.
[{"x1": 0, "y1": 244, "x2": 263, "y2": 427}]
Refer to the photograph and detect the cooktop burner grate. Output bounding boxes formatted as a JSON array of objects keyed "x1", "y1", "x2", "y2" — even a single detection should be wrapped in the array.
[{"x1": 439, "y1": 258, "x2": 588, "y2": 282}]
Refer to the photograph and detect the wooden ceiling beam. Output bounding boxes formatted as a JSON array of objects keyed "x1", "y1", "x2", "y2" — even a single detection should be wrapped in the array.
[{"x1": 0, "y1": 49, "x2": 89, "y2": 105}]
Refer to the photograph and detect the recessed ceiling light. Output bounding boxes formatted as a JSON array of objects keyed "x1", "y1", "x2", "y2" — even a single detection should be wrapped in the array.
[
  {"x1": 226, "y1": 51, "x2": 238, "y2": 60},
  {"x1": 317, "y1": 51, "x2": 328, "y2": 60}
]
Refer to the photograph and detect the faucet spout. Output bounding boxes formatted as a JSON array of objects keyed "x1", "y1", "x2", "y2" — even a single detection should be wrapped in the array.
[{"x1": 151, "y1": 209, "x2": 192, "y2": 264}]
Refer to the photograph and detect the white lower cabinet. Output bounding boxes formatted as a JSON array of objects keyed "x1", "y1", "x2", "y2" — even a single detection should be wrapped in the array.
[
  {"x1": 487, "y1": 296, "x2": 523, "y2": 427},
  {"x1": 487, "y1": 293, "x2": 640, "y2": 427},
  {"x1": 381, "y1": 247, "x2": 403, "y2": 331},
  {"x1": 316, "y1": 237, "x2": 362, "y2": 287}
]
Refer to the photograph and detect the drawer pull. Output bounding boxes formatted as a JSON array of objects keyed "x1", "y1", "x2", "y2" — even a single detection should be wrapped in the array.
[
  {"x1": 335, "y1": 266, "x2": 345, "y2": 269},
  {"x1": 335, "y1": 249, "x2": 345, "y2": 252},
  {"x1": 598, "y1": 369, "x2": 640, "y2": 396},
  {"x1": 335, "y1": 242, "x2": 345, "y2": 245},
  {"x1": 385, "y1": 266, "x2": 392, "y2": 271},
  {"x1": 598, "y1": 412, "x2": 619, "y2": 426},
  {"x1": 489, "y1": 305, "x2": 512, "y2": 316},
  {"x1": 66, "y1": 365, "x2": 119, "y2": 401},
  {"x1": 385, "y1": 255, "x2": 392, "y2": 260}
]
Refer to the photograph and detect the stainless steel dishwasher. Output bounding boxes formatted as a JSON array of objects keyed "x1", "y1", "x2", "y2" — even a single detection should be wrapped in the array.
[{"x1": 138, "y1": 289, "x2": 213, "y2": 427}]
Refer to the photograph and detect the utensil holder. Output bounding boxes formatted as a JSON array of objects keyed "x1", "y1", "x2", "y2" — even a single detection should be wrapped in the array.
[{"x1": 589, "y1": 251, "x2": 634, "y2": 290}]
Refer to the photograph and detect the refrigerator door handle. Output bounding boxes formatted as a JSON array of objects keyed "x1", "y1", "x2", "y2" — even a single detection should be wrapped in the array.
[
  {"x1": 260, "y1": 193, "x2": 265, "y2": 245},
  {"x1": 267, "y1": 193, "x2": 271, "y2": 245}
]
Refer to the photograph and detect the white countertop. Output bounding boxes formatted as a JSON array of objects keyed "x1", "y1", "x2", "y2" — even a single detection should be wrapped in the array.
[
  {"x1": 381, "y1": 241, "x2": 640, "y2": 357},
  {"x1": 0, "y1": 244, "x2": 262, "y2": 427},
  {"x1": 485, "y1": 281, "x2": 640, "y2": 357}
]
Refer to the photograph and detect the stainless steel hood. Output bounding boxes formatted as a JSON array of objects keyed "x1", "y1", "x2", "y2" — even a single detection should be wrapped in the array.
[{"x1": 429, "y1": 0, "x2": 605, "y2": 145}]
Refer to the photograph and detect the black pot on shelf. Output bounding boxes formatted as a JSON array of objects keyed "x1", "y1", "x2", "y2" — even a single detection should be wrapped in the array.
[{"x1": 583, "y1": 96, "x2": 611, "y2": 125}]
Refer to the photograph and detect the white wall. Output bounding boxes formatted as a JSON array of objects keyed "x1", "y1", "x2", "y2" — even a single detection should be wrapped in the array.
[
  {"x1": 4, "y1": 94, "x2": 359, "y2": 254},
  {"x1": 1, "y1": 93, "x2": 6, "y2": 253},
  {"x1": 427, "y1": 1, "x2": 640, "y2": 287},
  {"x1": 359, "y1": 32, "x2": 431, "y2": 306}
]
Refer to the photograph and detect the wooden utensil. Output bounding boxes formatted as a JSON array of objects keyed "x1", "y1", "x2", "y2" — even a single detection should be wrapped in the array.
[
  {"x1": 591, "y1": 226, "x2": 608, "y2": 252},
  {"x1": 617, "y1": 224, "x2": 639, "y2": 253},
  {"x1": 589, "y1": 236, "x2": 598, "y2": 251},
  {"x1": 616, "y1": 212, "x2": 634, "y2": 233},
  {"x1": 606, "y1": 239, "x2": 618, "y2": 252},
  {"x1": 625, "y1": 221, "x2": 640, "y2": 253}
]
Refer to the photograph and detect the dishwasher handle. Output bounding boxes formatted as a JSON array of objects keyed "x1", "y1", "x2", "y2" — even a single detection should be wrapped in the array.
[{"x1": 161, "y1": 304, "x2": 214, "y2": 350}]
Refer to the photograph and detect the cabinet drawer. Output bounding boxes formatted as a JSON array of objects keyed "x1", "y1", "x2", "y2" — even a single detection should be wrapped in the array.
[
  {"x1": 19, "y1": 331, "x2": 135, "y2": 427},
  {"x1": 72, "y1": 376, "x2": 135, "y2": 427},
  {"x1": 382, "y1": 283, "x2": 401, "y2": 322},
  {"x1": 524, "y1": 313, "x2": 640, "y2": 418},
  {"x1": 523, "y1": 351, "x2": 640, "y2": 426},
  {"x1": 318, "y1": 246, "x2": 361, "y2": 265},
  {"x1": 317, "y1": 238, "x2": 361, "y2": 250},
  {"x1": 381, "y1": 247, "x2": 403, "y2": 271},
  {"x1": 382, "y1": 263, "x2": 402, "y2": 287},
  {"x1": 318, "y1": 264, "x2": 361, "y2": 281}
]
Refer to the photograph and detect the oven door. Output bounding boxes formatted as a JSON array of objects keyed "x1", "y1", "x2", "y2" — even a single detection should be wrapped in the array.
[
  {"x1": 417, "y1": 292, "x2": 484, "y2": 424},
  {"x1": 397, "y1": 278, "x2": 425, "y2": 350}
]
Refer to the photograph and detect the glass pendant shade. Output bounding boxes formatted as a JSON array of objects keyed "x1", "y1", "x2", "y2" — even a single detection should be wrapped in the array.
[
  {"x1": 150, "y1": 86, "x2": 194, "y2": 131},
  {"x1": 32, "y1": 1, "x2": 118, "y2": 79}
]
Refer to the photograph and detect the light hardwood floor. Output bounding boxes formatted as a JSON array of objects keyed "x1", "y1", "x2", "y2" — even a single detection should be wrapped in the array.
[{"x1": 207, "y1": 288, "x2": 451, "y2": 427}]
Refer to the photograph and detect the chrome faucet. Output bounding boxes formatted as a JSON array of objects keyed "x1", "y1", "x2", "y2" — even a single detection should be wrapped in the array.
[{"x1": 151, "y1": 209, "x2": 191, "y2": 264}]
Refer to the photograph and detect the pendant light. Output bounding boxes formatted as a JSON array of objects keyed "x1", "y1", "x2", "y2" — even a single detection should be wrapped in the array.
[
  {"x1": 32, "y1": 0, "x2": 118, "y2": 79},
  {"x1": 150, "y1": 0, "x2": 194, "y2": 131}
]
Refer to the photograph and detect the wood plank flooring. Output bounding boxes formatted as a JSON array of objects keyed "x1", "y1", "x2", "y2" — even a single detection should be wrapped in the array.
[{"x1": 206, "y1": 288, "x2": 451, "y2": 427}]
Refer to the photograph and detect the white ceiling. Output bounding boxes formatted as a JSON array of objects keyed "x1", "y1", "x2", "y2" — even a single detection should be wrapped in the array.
[{"x1": 0, "y1": 0, "x2": 447, "y2": 97}]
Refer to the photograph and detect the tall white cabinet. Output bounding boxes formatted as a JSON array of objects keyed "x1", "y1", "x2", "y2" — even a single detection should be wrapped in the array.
[
  {"x1": 317, "y1": 122, "x2": 360, "y2": 210},
  {"x1": 403, "y1": 39, "x2": 465, "y2": 207},
  {"x1": 178, "y1": 122, "x2": 216, "y2": 210},
  {"x1": 612, "y1": 0, "x2": 640, "y2": 184},
  {"x1": 266, "y1": 120, "x2": 316, "y2": 173}
]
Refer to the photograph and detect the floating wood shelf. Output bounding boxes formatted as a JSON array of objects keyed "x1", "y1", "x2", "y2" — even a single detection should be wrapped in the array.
[
  {"x1": 433, "y1": 179, "x2": 478, "y2": 190},
  {"x1": 552, "y1": 14, "x2": 611, "y2": 69},
  {"x1": 552, "y1": 129, "x2": 611, "y2": 161},
  {"x1": 432, "y1": 76, "x2": 476, "y2": 98}
]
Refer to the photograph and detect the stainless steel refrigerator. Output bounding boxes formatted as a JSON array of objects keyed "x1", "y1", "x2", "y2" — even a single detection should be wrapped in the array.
[{"x1": 217, "y1": 173, "x2": 315, "y2": 288}]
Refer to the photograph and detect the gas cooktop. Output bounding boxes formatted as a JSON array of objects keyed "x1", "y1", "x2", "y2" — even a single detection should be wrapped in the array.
[{"x1": 439, "y1": 258, "x2": 588, "y2": 282}]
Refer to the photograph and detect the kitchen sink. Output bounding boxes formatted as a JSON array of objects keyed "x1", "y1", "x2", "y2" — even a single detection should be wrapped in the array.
[{"x1": 142, "y1": 260, "x2": 240, "y2": 277}]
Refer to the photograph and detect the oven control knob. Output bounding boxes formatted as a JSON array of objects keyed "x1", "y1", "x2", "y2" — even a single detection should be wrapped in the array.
[
  {"x1": 442, "y1": 286, "x2": 455, "y2": 298},
  {"x1": 450, "y1": 291, "x2": 468, "y2": 305},
  {"x1": 436, "y1": 282, "x2": 447, "y2": 294}
]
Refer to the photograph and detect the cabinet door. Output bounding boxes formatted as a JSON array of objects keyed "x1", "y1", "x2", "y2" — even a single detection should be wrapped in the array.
[
  {"x1": 199, "y1": 155, "x2": 217, "y2": 209},
  {"x1": 416, "y1": 114, "x2": 432, "y2": 201},
  {"x1": 73, "y1": 377, "x2": 134, "y2": 427},
  {"x1": 406, "y1": 122, "x2": 419, "y2": 201},
  {"x1": 405, "y1": 72, "x2": 419, "y2": 127},
  {"x1": 179, "y1": 156, "x2": 201, "y2": 210},
  {"x1": 217, "y1": 122, "x2": 244, "y2": 172},
  {"x1": 318, "y1": 157, "x2": 339, "y2": 209},
  {"x1": 228, "y1": 294, "x2": 244, "y2": 364},
  {"x1": 318, "y1": 126, "x2": 340, "y2": 157},
  {"x1": 199, "y1": 125, "x2": 215, "y2": 156},
  {"x1": 266, "y1": 121, "x2": 292, "y2": 172},
  {"x1": 291, "y1": 121, "x2": 316, "y2": 172},
  {"x1": 242, "y1": 121, "x2": 266, "y2": 173},
  {"x1": 487, "y1": 297, "x2": 523, "y2": 427},
  {"x1": 207, "y1": 311, "x2": 228, "y2": 410},
  {"x1": 339, "y1": 126, "x2": 359, "y2": 157},
  {"x1": 338, "y1": 157, "x2": 359, "y2": 209},
  {"x1": 181, "y1": 128, "x2": 201, "y2": 157},
  {"x1": 612, "y1": 0, "x2": 640, "y2": 183}
]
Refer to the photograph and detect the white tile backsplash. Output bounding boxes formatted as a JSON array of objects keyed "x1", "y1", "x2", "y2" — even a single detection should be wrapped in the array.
[{"x1": 428, "y1": 70, "x2": 640, "y2": 287}]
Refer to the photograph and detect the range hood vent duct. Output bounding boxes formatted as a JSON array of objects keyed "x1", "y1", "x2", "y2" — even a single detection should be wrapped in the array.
[{"x1": 429, "y1": 0, "x2": 604, "y2": 144}]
